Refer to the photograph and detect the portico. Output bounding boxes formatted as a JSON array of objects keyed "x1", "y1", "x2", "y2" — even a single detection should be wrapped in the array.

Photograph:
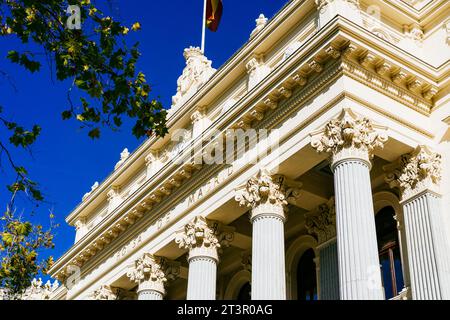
[{"x1": 47, "y1": 0, "x2": 450, "y2": 301}]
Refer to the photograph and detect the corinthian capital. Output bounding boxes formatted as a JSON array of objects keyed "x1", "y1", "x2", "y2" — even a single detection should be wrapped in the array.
[
  {"x1": 126, "y1": 253, "x2": 168, "y2": 285},
  {"x1": 311, "y1": 109, "x2": 388, "y2": 167},
  {"x1": 235, "y1": 169, "x2": 301, "y2": 211},
  {"x1": 305, "y1": 198, "x2": 336, "y2": 244},
  {"x1": 92, "y1": 285, "x2": 118, "y2": 300},
  {"x1": 175, "y1": 216, "x2": 234, "y2": 261},
  {"x1": 384, "y1": 145, "x2": 442, "y2": 201}
]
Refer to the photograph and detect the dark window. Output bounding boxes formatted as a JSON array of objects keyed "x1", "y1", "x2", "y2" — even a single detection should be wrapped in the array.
[
  {"x1": 297, "y1": 248, "x2": 317, "y2": 300},
  {"x1": 237, "y1": 282, "x2": 251, "y2": 300},
  {"x1": 375, "y1": 206, "x2": 405, "y2": 299}
]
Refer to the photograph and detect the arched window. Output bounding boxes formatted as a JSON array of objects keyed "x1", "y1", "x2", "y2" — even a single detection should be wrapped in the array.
[
  {"x1": 237, "y1": 282, "x2": 251, "y2": 301},
  {"x1": 375, "y1": 206, "x2": 404, "y2": 299},
  {"x1": 297, "y1": 248, "x2": 317, "y2": 300}
]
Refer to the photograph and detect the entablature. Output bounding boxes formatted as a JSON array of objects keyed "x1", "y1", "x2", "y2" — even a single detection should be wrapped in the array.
[{"x1": 53, "y1": 1, "x2": 449, "y2": 282}]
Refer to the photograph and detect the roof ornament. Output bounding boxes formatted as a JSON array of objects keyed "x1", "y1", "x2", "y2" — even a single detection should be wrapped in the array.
[
  {"x1": 114, "y1": 148, "x2": 130, "y2": 170},
  {"x1": 82, "y1": 181, "x2": 99, "y2": 201},
  {"x1": 169, "y1": 47, "x2": 216, "y2": 116},
  {"x1": 250, "y1": 14, "x2": 268, "y2": 39}
]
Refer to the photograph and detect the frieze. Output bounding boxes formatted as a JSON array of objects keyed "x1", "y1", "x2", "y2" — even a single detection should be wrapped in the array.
[
  {"x1": 187, "y1": 166, "x2": 234, "y2": 207},
  {"x1": 115, "y1": 235, "x2": 142, "y2": 261}
]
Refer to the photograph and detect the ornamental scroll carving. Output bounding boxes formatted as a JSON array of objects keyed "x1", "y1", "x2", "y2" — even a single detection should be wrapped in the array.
[
  {"x1": 170, "y1": 47, "x2": 216, "y2": 113},
  {"x1": 311, "y1": 109, "x2": 388, "y2": 165},
  {"x1": 305, "y1": 198, "x2": 336, "y2": 244},
  {"x1": 384, "y1": 145, "x2": 442, "y2": 200}
]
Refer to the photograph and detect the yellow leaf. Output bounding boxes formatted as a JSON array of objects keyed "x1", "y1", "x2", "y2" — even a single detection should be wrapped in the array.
[{"x1": 131, "y1": 22, "x2": 141, "y2": 31}]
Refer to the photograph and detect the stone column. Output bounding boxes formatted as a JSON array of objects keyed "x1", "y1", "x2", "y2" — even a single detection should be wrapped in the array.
[
  {"x1": 126, "y1": 253, "x2": 180, "y2": 300},
  {"x1": 305, "y1": 198, "x2": 339, "y2": 300},
  {"x1": 311, "y1": 109, "x2": 387, "y2": 300},
  {"x1": 385, "y1": 146, "x2": 450, "y2": 300},
  {"x1": 175, "y1": 216, "x2": 234, "y2": 300},
  {"x1": 235, "y1": 169, "x2": 301, "y2": 300}
]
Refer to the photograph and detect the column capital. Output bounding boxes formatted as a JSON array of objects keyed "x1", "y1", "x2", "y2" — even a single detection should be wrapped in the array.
[
  {"x1": 384, "y1": 145, "x2": 442, "y2": 202},
  {"x1": 234, "y1": 168, "x2": 301, "y2": 221},
  {"x1": 311, "y1": 109, "x2": 388, "y2": 169},
  {"x1": 126, "y1": 253, "x2": 179, "y2": 296},
  {"x1": 305, "y1": 198, "x2": 336, "y2": 245},
  {"x1": 92, "y1": 285, "x2": 119, "y2": 300},
  {"x1": 175, "y1": 216, "x2": 234, "y2": 262}
]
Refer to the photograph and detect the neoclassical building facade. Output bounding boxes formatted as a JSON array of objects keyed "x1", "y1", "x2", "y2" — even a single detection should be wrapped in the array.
[{"x1": 48, "y1": 0, "x2": 450, "y2": 300}]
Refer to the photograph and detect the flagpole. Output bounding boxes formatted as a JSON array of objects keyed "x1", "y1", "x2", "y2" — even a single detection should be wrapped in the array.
[{"x1": 201, "y1": 0, "x2": 207, "y2": 53}]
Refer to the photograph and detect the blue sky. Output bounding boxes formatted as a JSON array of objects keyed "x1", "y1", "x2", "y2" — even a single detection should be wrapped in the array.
[{"x1": 0, "y1": 0, "x2": 288, "y2": 269}]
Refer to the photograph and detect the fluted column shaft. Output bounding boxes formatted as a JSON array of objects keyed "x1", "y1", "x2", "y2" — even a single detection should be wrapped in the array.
[
  {"x1": 333, "y1": 158, "x2": 384, "y2": 300},
  {"x1": 402, "y1": 192, "x2": 450, "y2": 299},
  {"x1": 251, "y1": 204, "x2": 286, "y2": 300},
  {"x1": 311, "y1": 109, "x2": 388, "y2": 300},
  {"x1": 186, "y1": 247, "x2": 218, "y2": 300},
  {"x1": 318, "y1": 240, "x2": 339, "y2": 300},
  {"x1": 176, "y1": 216, "x2": 234, "y2": 301},
  {"x1": 384, "y1": 146, "x2": 450, "y2": 300},
  {"x1": 235, "y1": 169, "x2": 301, "y2": 300}
]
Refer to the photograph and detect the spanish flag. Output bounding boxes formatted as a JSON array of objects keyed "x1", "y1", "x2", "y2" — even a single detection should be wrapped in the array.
[{"x1": 206, "y1": 0, "x2": 223, "y2": 32}]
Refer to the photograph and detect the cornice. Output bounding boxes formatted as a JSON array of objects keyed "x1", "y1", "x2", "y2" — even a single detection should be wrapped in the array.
[
  {"x1": 66, "y1": 5, "x2": 447, "y2": 226},
  {"x1": 65, "y1": 0, "x2": 313, "y2": 225},
  {"x1": 363, "y1": 0, "x2": 448, "y2": 25},
  {"x1": 52, "y1": 11, "x2": 447, "y2": 280}
]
